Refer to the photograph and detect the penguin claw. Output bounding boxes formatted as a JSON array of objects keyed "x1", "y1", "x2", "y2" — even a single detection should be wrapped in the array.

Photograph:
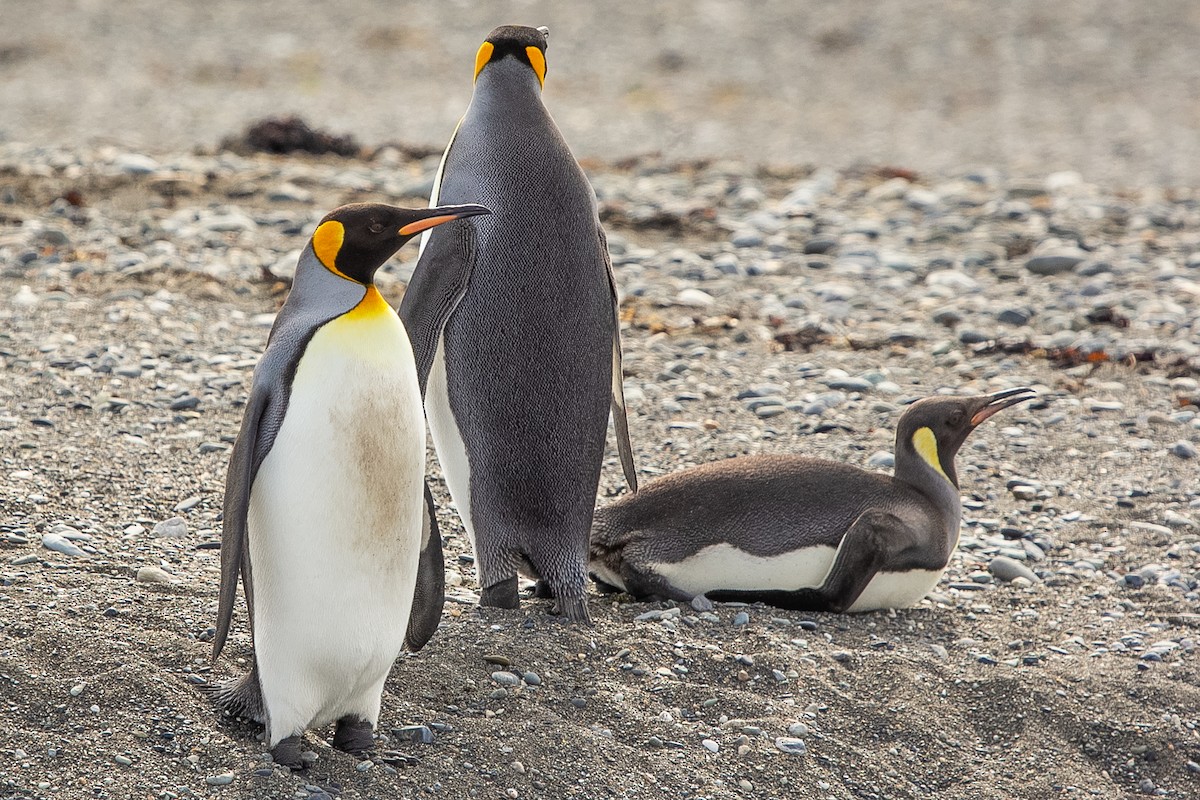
[
  {"x1": 272, "y1": 735, "x2": 305, "y2": 770},
  {"x1": 552, "y1": 596, "x2": 593, "y2": 625},
  {"x1": 690, "y1": 593, "x2": 714, "y2": 613},
  {"x1": 332, "y1": 717, "x2": 375, "y2": 757}
]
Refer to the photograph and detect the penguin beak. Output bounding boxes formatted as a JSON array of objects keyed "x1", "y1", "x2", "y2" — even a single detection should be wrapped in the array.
[
  {"x1": 969, "y1": 387, "x2": 1036, "y2": 427},
  {"x1": 398, "y1": 204, "x2": 492, "y2": 237}
]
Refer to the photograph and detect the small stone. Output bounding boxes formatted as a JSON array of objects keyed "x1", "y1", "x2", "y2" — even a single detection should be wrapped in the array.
[
  {"x1": 522, "y1": 671, "x2": 541, "y2": 686},
  {"x1": 786, "y1": 722, "x2": 809, "y2": 737},
  {"x1": 1169, "y1": 440, "x2": 1197, "y2": 459},
  {"x1": 392, "y1": 725, "x2": 434, "y2": 744},
  {"x1": 491, "y1": 671, "x2": 521, "y2": 686},
  {"x1": 701, "y1": 739, "x2": 719, "y2": 753},
  {"x1": 114, "y1": 755, "x2": 133, "y2": 766},
  {"x1": 1026, "y1": 254, "x2": 1084, "y2": 275},
  {"x1": 674, "y1": 288, "x2": 715, "y2": 308},
  {"x1": 482, "y1": 654, "x2": 513, "y2": 666},
  {"x1": 70, "y1": 684, "x2": 85, "y2": 697},
  {"x1": 774, "y1": 737, "x2": 807, "y2": 756},
  {"x1": 153, "y1": 517, "x2": 188, "y2": 538},
  {"x1": 355, "y1": 760, "x2": 373, "y2": 772},
  {"x1": 988, "y1": 556, "x2": 1039, "y2": 583},
  {"x1": 114, "y1": 153, "x2": 160, "y2": 174},
  {"x1": 174, "y1": 495, "x2": 202, "y2": 512},
  {"x1": 830, "y1": 651, "x2": 851, "y2": 663},
  {"x1": 1010, "y1": 485, "x2": 1037, "y2": 501},
  {"x1": 169, "y1": 395, "x2": 200, "y2": 411},
  {"x1": 733, "y1": 611, "x2": 750, "y2": 626},
  {"x1": 205, "y1": 773, "x2": 235, "y2": 786},
  {"x1": 136, "y1": 566, "x2": 172, "y2": 584},
  {"x1": 41, "y1": 533, "x2": 87, "y2": 558},
  {"x1": 866, "y1": 451, "x2": 895, "y2": 469}
]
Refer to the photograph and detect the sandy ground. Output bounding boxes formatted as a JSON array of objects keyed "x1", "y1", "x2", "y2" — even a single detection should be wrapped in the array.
[{"x1": 2, "y1": 1, "x2": 1200, "y2": 185}]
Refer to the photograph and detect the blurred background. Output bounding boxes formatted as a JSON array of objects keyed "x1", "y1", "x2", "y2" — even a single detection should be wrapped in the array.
[{"x1": 2, "y1": 0, "x2": 1197, "y2": 185}]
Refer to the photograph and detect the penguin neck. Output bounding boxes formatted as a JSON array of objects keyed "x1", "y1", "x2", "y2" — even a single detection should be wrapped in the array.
[
  {"x1": 471, "y1": 61, "x2": 549, "y2": 122},
  {"x1": 893, "y1": 436, "x2": 963, "y2": 536}
]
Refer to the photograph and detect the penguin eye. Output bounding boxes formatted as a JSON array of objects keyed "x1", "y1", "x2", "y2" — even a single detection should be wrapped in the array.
[
  {"x1": 367, "y1": 222, "x2": 385, "y2": 235},
  {"x1": 947, "y1": 410, "x2": 965, "y2": 427}
]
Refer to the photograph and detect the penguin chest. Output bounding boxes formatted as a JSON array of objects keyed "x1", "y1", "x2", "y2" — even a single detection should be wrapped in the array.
[{"x1": 247, "y1": 302, "x2": 425, "y2": 716}]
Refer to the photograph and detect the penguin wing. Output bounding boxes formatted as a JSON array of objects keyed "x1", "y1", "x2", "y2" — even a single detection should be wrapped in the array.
[
  {"x1": 404, "y1": 482, "x2": 446, "y2": 651},
  {"x1": 212, "y1": 380, "x2": 271, "y2": 661},
  {"x1": 398, "y1": 220, "x2": 479, "y2": 392},
  {"x1": 599, "y1": 226, "x2": 639, "y2": 493}
]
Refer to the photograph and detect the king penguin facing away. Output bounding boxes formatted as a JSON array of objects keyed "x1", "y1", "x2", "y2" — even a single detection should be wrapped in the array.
[
  {"x1": 400, "y1": 25, "x2": 638, "y2": 624},
  {"x1": 589, "y1": 388, "x2": 1035, "y2": 613},
  {"x1": 208, "y1": 201, "x2": 490, "y2": 768}
]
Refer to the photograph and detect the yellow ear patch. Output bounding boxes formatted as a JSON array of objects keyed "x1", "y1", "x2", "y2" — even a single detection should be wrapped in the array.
[
  {"x1": 525, "y1": 46, "x2": 546, "y2": 87},
  {"x1": 474, "y1": 42, "x2": 494, "y2": 81},
  {"x1": 312, "y1": 220, "x2": 354, "y2": 280},
  {"x1": 912, "y1": 427, "x2": 950, "y2": 481}
]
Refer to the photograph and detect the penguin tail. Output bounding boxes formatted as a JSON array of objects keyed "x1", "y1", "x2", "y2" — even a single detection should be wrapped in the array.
[{"x1": 200, "y1": 665, "x2": 266, "y2": 724}]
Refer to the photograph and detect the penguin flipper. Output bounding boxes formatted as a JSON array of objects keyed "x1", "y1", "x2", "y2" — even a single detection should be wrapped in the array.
[
  {"x1": 599, "y1": 226, "x2": 638, "y2": 492},
  {"x1": 212, "y1": 384, "x2": 270, "y2": 662},
  {"x1": 404, "y1": 482, "x2": 446, "y2": 651},
  {"x1": 708, "y1": 510, "x2": 921, "y2": 613},
  {"x1": 398, "y1": 221, "x2": 479, "y2": 393}
]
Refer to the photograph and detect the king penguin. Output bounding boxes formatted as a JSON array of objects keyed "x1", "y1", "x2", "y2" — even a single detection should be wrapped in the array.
[
  {"x1": 589, "y1": 388, "x2": 1035, "y2": 613},
  {"x1": 208, "y1": 201, "x2": 491, "y2": 767},
  {"x1": 399, "y1": 25, "x2": 638, "y2": 624}
]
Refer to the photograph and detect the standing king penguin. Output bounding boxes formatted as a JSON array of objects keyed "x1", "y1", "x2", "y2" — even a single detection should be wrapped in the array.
[
  {"x1": 400, "y1": 25, "x2": 638, "y2": 624},
  {"x1": 590, "y1": 389, "x2": 1035, "y2": 613},
  {"x1": 209, "y1": 202, "x2": 490, "y2": 767}
]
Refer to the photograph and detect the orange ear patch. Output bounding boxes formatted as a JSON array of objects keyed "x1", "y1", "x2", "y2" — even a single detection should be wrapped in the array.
[
  {"x1": 525, "y1": 46, "x2": 546, "y2": 87},
  {"x1": 312, "y1": 220, "x2": 346, "y2": 274},
  {"x1": 474, "y1": 42, "x2": 494, "y2": 81}
]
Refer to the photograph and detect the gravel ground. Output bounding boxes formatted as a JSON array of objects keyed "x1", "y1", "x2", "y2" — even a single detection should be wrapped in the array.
[
  {"x1": 3, "y1": 1, "x2": 1200, "y2": 185},
  {"x1": 0, "y1": 142, "x2": 1198, "y2": 799}
]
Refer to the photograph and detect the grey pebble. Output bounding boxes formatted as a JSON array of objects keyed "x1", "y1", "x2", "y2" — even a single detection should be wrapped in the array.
[
  {"x1": 1169, "y1": 440, "x2": 1197, "y2": 459},
  {"x1": 491, "y1": 671, "x2": 521, "y2": 686},
  {"x1": 41, "y1": 533, "x2": 88, "y2": 558},
  {"x1": 866, "y1": 451, "x2": 895, "y2": 469},
  {"x1": 391, "y1": 725, "x2": 434, "y2": 744},
  {"x1": 153, "y1": 517, "x2": 188, "y2": 538},
  {"x1": 786, "y1": 722, "x2": 810, "y2": 737},
  {"x1": 774, "y1": 737, "x2": 808, "y2": 756},
  {"x1": 522, "y1": 671, "x2": 542, "y2": 686},
  {"x1": 205, "y1": 773, "x2": 235, "y2": 786},
  {"x1": 733, "y1": 611, "x2": 750, "y2": 626},
  {"x1": 135, "y1": 566, "x2": 172, "y2": 584},
  {"x1": 1026, "y1": 254, "x2": 1084, "y2": 275},
  {"x1": 989, "y1": 556, "x2": 1040, "y2": 583}
]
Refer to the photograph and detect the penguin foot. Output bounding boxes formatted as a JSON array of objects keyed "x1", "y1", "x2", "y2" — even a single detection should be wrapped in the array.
[
  {"x1": 332, "y1": 717, "x2": 375, "y2": 757},
  {"x1": 552, "y1": 596, "x2": 592, "y2": 625},
  {"x1": 272, "y1": 735, "x2": 305, "y2": 770},
  {"x1": 480, "y1": 576, "x2": 521, "y2": 609},
  {"x1": 690, "y1": 593, "x2": 714, "y2": 612}
]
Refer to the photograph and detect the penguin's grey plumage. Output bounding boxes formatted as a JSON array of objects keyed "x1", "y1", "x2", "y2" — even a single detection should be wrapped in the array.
[
  {"x1": 399, "y1": 25, "x2": 637, "y2": 624},
  {"x1": 589, "y1": 388, "x2": 1035, "y2": 613},
  {"x1": 208, "y1": 201, "x2": 489, "y2": 767}
]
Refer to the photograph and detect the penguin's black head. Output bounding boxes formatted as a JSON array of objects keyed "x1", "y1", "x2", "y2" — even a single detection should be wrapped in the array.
[
  {"x1": 474, "y1": 25, "x2": 550, "y2": 88},
  {"x1": 311, "y1": 202, "x2": 491, "y2": 284},
  {"x1": 895, "y1": 388, "x2": 1035, "y2": 488}
]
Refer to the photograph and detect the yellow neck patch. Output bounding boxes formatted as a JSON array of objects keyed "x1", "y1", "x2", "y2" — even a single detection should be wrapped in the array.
[
  {"x1": 312, "y1": 220, "x2": 354, "y2": 281},
  {"x1": 525, "y1": 46, "x2": 546, "y2": 87},
  {"x1": 474, "y1": 42, "x2": 494, "y2": 81},
  {"x1": 912, "y1": 427, "x2": 950, "y2": 482},
  {"x1": 344, "y1": 285, "x2": 391, "y2": 321}
]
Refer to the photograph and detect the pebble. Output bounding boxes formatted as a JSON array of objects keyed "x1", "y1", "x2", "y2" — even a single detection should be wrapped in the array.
[
  {"x1": 701, "y1": 739, "x2": 719, "y2": 753},
  {"x1": 732, "y1": 611, "x2": 750, "y2": 626},
  {"x1": 1025, "y1": 254, "x2": 1084, "y2": 275},
  {"x1": 491, "y1": 671, "x2": 521, "y2": 686},
  {"x1": 41, "y1": 533, "x2": 87, "y2": 558},
  {"x1": 392, "y1": 725, "x2": 434, "y2": 744},
  {"x1": 1170, "y1": 440, "x2": 1197, "y2": 459},
  {"x1": 152, "y1": 517, "x2": 188, "y2": 538},
  {"x1": 674, "y1": 288, "x2": 715, "y2": 307},
  {"x1": 205, "y1": 773, "x2": 235, "y2": 786},
  {"x1": 774, "y1": 737, "x2": 808, "y2": 755},
  {"x1": 988, "y1": 556, "x2": 1039, "y2": 583},
  {"x1": 136, "y1": 566, "x2": 173, "y2": 583}
]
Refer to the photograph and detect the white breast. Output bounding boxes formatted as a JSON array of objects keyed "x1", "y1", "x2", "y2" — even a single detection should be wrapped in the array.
[
  {"x1": 646, "y1": 542, "x2": 945, "y2": 613},
  {"x1": 248, "y1": 303, "x2": 426, "y2": 743},
  {"x1": 425, "y1": 338, "x2": 477, "y2": 554}
]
